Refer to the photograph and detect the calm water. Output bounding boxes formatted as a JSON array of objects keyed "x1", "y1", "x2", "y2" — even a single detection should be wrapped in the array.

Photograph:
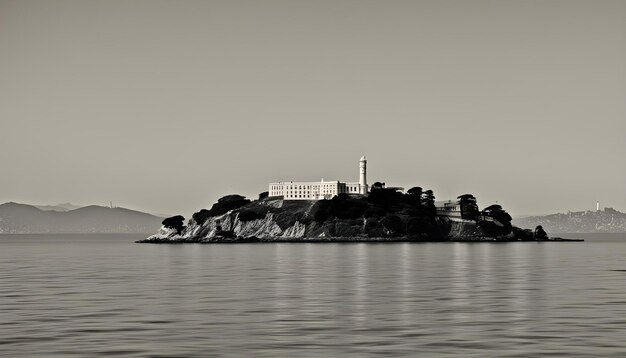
[{"x1": 2, "y1": 234, "x2": 626, "y2": 357}]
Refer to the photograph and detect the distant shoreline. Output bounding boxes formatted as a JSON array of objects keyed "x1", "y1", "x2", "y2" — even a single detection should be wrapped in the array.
[{"x1": 0, "y1": 232, "x2": 156, "y2": 235}]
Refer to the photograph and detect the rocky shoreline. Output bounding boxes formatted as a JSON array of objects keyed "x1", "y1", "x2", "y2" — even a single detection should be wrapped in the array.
[{"x1": 136, "y1": 236, "x2": 584, "y2": 244}]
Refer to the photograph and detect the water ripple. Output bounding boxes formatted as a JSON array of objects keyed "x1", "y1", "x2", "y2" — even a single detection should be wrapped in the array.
[{"x1": 1, "y1": 234, "x2": 626, "y2": 357}]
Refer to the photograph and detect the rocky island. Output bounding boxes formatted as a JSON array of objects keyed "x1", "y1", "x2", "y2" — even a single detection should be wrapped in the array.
[{"x1": 138, "y1": 185, "x2": 582, "y2": 244}]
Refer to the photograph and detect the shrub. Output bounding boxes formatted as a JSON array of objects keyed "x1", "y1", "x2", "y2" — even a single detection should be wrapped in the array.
[
  {"x1": 192, "y1": 209, "x2": 211, "y2": 225},
  {"x1": 208, "y1": 195, "x2": 251, "y2": 217},
  {"x1": 274, "y1": 211, "x2": 305, "y2": 230},
  {"x1": 311, "y1": 200, "x2": 333, "y2": 222},
  {"x1": 406, "y1": 217, "x2": 423, "y2": 235},
  {"x1": 162, "y1": 215, "x2": 185, "y2": 234},
  {"x1": 381, "y1": 215, "x2": 404, "y2": 236},
  {"x1": 364, "y1": 206, "x2": 386, "y2": 218},
  {"x1": 192, "y1": 194, "x2": 251, "y2": 225},
  {"x1": 368, "y1": 188, "x2": 405, "y2": 209},
  {"x1": 238, "y1": 210, "x2": 263, "y2": 222}
]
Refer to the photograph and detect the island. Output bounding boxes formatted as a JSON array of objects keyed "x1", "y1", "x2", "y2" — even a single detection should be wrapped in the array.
[
  {"x1": 138, "y1": 157, "x2": 582, "y2": 244},
  {"x1": 137, "y1": 188, "x2": 582, "y2": 244}
]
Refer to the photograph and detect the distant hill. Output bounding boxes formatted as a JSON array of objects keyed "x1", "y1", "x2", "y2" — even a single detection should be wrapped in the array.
[
  {"x1": 33, "y1": 203, "x2": 83, "y2": 212},
  {"x1": 0, "y1": 202, "x2": 164, "y2": 234},
  {"x1": 513, "y1": 208, "x2": 626, "y2": 233}
]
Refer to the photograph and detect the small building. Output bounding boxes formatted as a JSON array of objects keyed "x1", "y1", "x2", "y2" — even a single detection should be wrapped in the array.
[{"x1": 435, "y1": 200, "x2": 462, "y2": 218}]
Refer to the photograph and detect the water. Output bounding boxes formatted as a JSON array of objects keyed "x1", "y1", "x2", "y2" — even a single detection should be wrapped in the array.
[{"x1": 2, "y1": 234, "x2": 626, "y2": 357}]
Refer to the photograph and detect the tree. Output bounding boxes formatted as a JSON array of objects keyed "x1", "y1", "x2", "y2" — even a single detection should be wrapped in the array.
[
  {"x1": 407, "y1": 187, "x2": 423, "y2": 196},
  {"x1": 457, "y1": 194, "x2": 480, "y2": 220},
  {"x1": 162, "y1": 215, "x2": 185, "y2": 234},
  {"x1": 421, "y1": 190, "x2": 436, "y2": 215},
  {"x1": 192, "y1": 194, "x2": 251, "y2": 225},
  {"x1": 534, "y1": 225, "x2": 548, "y2": 240},
  {"x1": 406, "y1": 186, "x2": 423, "y2": 207},
  {"x1": 367, "y1": 186, "x2": 403, "y2": 208},
  {"x1": 380, "y1": 215, "x2": 404, "y2": 237},
  {"x1": 258, "y1": 191, "x2": 269, "y2": 200},
  {"x1": 480, "y1": 204, "x2": 513, "y2": 237},
  {"x1": 482, "y1": 204, "x2": 513, "y2": 223}
]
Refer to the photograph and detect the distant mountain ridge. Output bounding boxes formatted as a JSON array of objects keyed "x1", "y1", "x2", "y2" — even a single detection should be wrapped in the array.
[
  {"x1": 0, "y1": 202, "x2": 163, "y2": 234},
  {"x1": 33, "y1": 203, "x2": 83, "y2": 212},
  {"x1": 513, "y1": 208, "x2": 626, "y2": 233}
]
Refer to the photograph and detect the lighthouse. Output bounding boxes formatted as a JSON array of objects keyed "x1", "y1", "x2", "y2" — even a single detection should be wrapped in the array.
[
  {"x1": 267, "y1": 156, "x2": 370, "y2": 200},
  {"x1": 359, "y1": 156, "x2": 368, "y2": 195}
]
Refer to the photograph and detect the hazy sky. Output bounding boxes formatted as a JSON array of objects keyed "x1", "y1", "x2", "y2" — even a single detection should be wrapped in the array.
[{"x1": 1, "y1": 0, "x2": 625, "y2": 217}]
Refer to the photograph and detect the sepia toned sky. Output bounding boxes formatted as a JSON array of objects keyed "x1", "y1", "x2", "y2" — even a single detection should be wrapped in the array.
[{"x1": 1, "y1": 0, "x2": 625, "y2": 217}]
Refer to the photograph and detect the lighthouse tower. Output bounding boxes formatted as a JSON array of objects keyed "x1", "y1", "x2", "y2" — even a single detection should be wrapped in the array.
[{"x1": 359, "y1": 156, "x2": 368, "y2": 195}]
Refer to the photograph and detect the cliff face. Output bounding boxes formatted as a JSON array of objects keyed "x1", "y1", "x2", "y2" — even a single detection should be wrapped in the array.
[
  {"x1": 144, "y1": 197, "x2": 503, "y2": 243},
  {"x1": 149, "y1": 198, "x2": 348, "y2": 241},
  {"x1": 436, "y1": 217, "x2": 484, "y2": 239}
]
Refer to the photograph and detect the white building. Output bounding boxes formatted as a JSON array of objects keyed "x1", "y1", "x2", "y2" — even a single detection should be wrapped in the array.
[
  {"x1": 435, "y1": 200, "x2": 462, "y2": 218},
  {"x1": 269, "y1": 157, "x2": 368, "y2": 200}
]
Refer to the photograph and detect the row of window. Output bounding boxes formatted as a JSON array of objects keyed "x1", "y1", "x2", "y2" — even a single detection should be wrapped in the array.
[
  {"x1": 270, "y1": 184, "x2": 362, "y2": 198},
  {"x1": 270, "y1": 184, "x2": 345, "y2": 190},
  {"x1": 271, "y1": 188, "x2": 359, "y2": 195}
]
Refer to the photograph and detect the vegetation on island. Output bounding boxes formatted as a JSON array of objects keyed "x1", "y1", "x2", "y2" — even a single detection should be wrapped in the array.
[
  {"x1": 151, "y1": 183, "x2": 561, "y2": 243},
  {"x1": 191, "y1": 195, "x2": 251, "y2": 225},
  {"x1": 162, "y1": 215, "x2": 185, "y2": 234}
]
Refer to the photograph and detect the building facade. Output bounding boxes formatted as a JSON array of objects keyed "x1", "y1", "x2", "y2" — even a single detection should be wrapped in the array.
[
  {"x1": 435, "y1": 200, "x2": 462, "y2": 218},
  {"x1": 269, "y1": 157, "x2": 368, "y2": 200}
]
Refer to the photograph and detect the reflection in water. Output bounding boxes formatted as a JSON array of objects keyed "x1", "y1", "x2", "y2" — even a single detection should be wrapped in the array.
[
  {"x1": 1, "y1": 234, "x2": 626, "y2": 357},
  {"x1": 398, "y1": 243, "x2": 412, "y2": 327},
  {"x1": 353, "y1": 243, "x2": 368, "y2": 325}
]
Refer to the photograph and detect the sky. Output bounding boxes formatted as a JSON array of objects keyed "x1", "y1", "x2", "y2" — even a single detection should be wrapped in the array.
[{"x1": 1, "y1": 0, "x2": 625, "y2": 218}]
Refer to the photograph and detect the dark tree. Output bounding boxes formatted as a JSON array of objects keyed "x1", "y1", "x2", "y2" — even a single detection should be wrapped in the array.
[
  {"x1": 407, "y1": 187, "x2": 423, "y2": 196},
  {"x1": 192, "y1": 209, "x2": 210, "y2": 225},
  {"x1": 192, "y1": 194, "x2": 251, "y2": 225},
  {"x1": 162, "y1": 215, "x2": 185, "y2": 234},
  {"x1": 534, "y1": 225, "x2": 548, "y2": 240},
  {"x1": 421, "y1": 190, "x2": 436, "y2": 215},
  {"x1": 367, "y1": 187, "x2": 403, "y2": 208},
  {"x1": 258, "y1": 191, "x2": 269, "y2": 200},
  {"x1": 209, "y1": 194, "x2": 251, "y2": 216},
  {"x1": 311, "y1": 200, "x2": 333, "y2": 222},
  {"x1": 380, "y1": 215, "x2": 404, "y2": 236},
  {"x1": 370, "y1": 182, "x2": 385, "y2": 190},
  {"x1": 310, "y1": 194, "x2": 368, "y2": 221},
  {"x1": 364, "y1": 206, "x2": 386, "y2": 218},
  {"x1": 457, "y1": 194, "x2": 480, "y2": 220},
  {"x1": 512, "y1": 226, "x2": 535, "y2": 241},
  {"x1": 406, "y1": 217, "x2": 423, "y2": 236},
  {"x1": 482, "y1": 204, "x2": 513, "y2": 223},
  {"x1": 406, "y1": 186, "x2": 423, "y2": 207},
  {"x1": 480, "y1": 204, "x2": 513, "y2": 237}
]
